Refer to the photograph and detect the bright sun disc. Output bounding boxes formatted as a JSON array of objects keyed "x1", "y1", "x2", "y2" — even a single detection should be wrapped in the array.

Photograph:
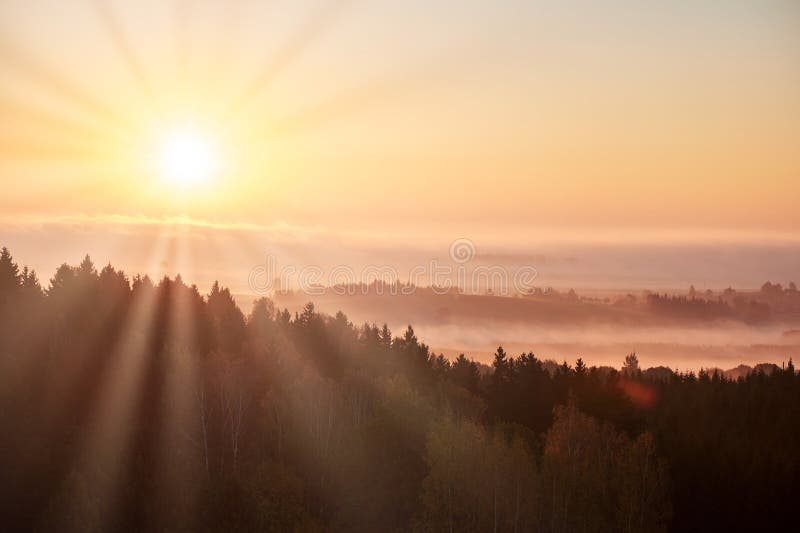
[{"x1": 158, "y1": 127, "x2": 220, "y2": 187}]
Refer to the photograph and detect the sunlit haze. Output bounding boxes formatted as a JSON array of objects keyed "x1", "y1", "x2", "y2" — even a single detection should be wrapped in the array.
[
  {"x1": 1, "y1": 1, "x2": 798, "y2": 236},
  {"x1": 1, "y1": 2, "x2": 799, "y2": 531},
  {"x1": 2, "y1": 0, "x2": 799, "y2": 366}
]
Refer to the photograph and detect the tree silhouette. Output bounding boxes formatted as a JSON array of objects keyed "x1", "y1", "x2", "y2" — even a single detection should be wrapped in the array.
[{"x1": 0, "y1": 247, "x2": 798, "y2": 531}]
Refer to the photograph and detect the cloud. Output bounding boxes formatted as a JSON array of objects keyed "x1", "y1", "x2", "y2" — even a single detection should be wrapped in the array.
[{"x1": 0, "y1": 213, "x2": 326, "y2": 241}]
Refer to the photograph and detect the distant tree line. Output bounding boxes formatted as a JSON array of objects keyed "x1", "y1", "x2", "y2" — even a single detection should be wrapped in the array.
[
  {"x1": 0, "y1": 247, "x2": 798, "y2": 532},
  {"x1": 644, "y1": 292, "x2": 772, "y2": 323}
]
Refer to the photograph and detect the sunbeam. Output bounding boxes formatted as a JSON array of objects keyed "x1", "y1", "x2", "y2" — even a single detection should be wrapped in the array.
[
  {"x1": 2, "y1": 1, "x2": 800, "y2": 530},
  {"x1": 222, "y1": 0, "x2": 355, "y2": 121},
  {"x1": 0, "y1": 98, "x2": 124, "y2": 144},
  {"x1": 71, "y1": 233, "x2": 169, "y2": 529},
  {"x1": 253, "y1": 47, "x2": 480, "y2": 141},
  {"x1": 0, "y1": 35, "x2": 131, "y2": 133},
  {"x1": 89, "y1": 0, "x2": 160, "y2": 118}
]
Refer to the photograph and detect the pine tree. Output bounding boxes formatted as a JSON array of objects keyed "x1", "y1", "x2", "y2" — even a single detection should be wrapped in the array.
[
  {"x1": 379, "y1": 323, "x2": 392, "y2": 350},
  {"x1": 0, "y1": 247, "x2": 20, "y2": 294},
  {"x1": 403, "y1": 325, "x2": 417, "y2": 346},
  {"x1": 623, "y1": 352, "x2": 640, "y2": 376},
  {"x1": 20, "y1": 266, "x2": 42, "y2": 296},
  {"x1": 77, "y1": 254, "x2": 97, "y2": 278}
]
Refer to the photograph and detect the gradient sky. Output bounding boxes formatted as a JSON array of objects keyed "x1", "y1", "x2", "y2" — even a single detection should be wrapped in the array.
[{"x1": 1, "y1": 0, "x2": 799, "y2": 288}]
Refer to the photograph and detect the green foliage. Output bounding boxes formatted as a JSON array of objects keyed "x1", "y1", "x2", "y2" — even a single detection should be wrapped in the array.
[
  {"x1": 541, "y1": 402, "x2": 670, "y2": 532},
  {"x1": 419, "y1": 417, "x2": 537, "y2": 532},
  {"x1": 0, "y1": 247, "x2": 797, "y2": 532}
]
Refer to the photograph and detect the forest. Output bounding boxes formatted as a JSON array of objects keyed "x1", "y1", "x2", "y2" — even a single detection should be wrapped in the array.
[
  {"x1": 272, "y1": 276, "x2": 800, "y2": 328},
  {"x1": 1, "y1": 247, "x2": 798, "y2": 532}
]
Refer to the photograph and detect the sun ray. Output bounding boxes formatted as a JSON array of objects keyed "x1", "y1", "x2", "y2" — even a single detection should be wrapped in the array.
[
  {"x1": 221, "y1": 0, "x2": 354, "y2": 122},
  {"x1": 199, "y1": 0, "x2": 247, "y2": 109},
  {"x1": 0, "y1": 136, "x2": 125, "y2": 162},
  {"x1": 0, "y1": 98, "x2": 130, "y2": 145},
  {"x1": 172, "y1": 0, "x2": 197, "y2": 89},
  {"x1": 0, "y1": 35, "x2": 131, "y2": 134},
  {"x1": 154, "y1": 227, "x2": 204, "y2": 520},
  {"x1": 71, "y1": 232, "x2": 169, "y2": 529},
  {"x1": 15, "y1": 238, "x2": 168, "y2": 528},
  {"x1": 240, "y1": 50, "x2": 469, "y2": 145},
  {"x1": 89, "y1": 0, "x2": 160, "y2": 118}
]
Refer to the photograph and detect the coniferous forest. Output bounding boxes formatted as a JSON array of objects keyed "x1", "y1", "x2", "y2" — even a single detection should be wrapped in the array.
[{"x1": 1, "y1": 248, "x2": 798, "y2": 532}]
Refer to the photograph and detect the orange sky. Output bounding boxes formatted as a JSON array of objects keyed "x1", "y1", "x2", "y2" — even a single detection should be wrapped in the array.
[{"x1": 1, "y1": 0, "x2": 799, "y2": 286}]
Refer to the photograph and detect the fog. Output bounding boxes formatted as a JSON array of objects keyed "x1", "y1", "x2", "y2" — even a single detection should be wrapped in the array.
[
  {"x1": 4, "y1": 220, "x2": 799, "y2": 371},
  {"x1": 269, "y1": 293, "x2": 800, "y2": 371},
  {"x1": 2, "y1": 220, "x2": 799, "y2": 294},
  {"x1": 415, "y1": 322, "x2": 799, "y2": 370}
]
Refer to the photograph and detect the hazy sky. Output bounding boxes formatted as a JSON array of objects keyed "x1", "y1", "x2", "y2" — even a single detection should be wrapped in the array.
[{"x1": 1, "y1": 0, "x2": 799, "y2": 288}]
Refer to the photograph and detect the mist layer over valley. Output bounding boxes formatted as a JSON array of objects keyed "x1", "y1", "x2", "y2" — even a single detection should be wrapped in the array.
[{"x1": 267, "y1": 283, "x2": 800, "y2": 371}]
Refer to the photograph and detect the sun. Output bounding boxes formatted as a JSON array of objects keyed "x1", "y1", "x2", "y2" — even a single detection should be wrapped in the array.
[{"x1": 157, "y1": 125, "x2": 221, "y2": 188}]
